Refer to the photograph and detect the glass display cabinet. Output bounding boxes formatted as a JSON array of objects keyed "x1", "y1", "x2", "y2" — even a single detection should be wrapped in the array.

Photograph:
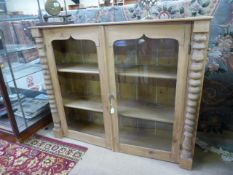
[
  {"x1": 0, "y1": 26, "x2": 51, "y2": 142},
  {"x1": 31, "y1": 17, "x2": 211, "y2": 169}
]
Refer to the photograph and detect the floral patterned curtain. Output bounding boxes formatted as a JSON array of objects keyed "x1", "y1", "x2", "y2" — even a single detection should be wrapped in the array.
[{"x1": 75, "y1": 0, "x2": 233, "y2": 152}]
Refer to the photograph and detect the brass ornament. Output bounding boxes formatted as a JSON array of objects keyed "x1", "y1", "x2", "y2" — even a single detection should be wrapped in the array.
[{"x1": 45, "y1": 0, "x2": 61, "y2": 16}]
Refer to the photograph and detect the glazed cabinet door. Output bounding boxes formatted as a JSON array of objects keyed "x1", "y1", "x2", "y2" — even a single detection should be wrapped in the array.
[
  {"x1": 105, "y1": 23, "x2": 191, "y2": 162},
  {"x1": 43, "y1": 26, "x2": 112, "y2": 148}
]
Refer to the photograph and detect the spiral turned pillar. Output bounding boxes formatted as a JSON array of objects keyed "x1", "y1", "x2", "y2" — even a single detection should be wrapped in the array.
[
  {"x1": 31, "y1": 28, "x2": 63, "y2": 137},
  {"x1": 180, "y1": 23, "x2": 209, "y2": 169}
]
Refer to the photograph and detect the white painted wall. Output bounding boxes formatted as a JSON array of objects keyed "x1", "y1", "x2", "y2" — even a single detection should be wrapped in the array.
[
  {"x1": 80, "y1": 0, "x2": 99, "y2": 7},
  {"x1": 5, "y1": 0, "x2": 101, "y2": 15},
  {"x1": 5, "y1": 0, "x2": 119, "y2": 15},
  {"x1": 80, "y1": 1, "x2": 115, "y2": 7},
  {"x1": 6, "y1": 0, "x2": 41, "y2": 15}
]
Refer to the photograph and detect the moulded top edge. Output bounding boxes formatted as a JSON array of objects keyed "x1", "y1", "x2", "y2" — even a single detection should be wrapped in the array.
[{"x1": 31, "y1": 16, "x2": 212, "y2": 29}]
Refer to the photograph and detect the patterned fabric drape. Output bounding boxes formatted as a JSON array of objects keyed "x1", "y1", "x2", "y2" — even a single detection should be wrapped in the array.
[{"x1": 73, "y1": 0, "x2": 233, "y2": 151}]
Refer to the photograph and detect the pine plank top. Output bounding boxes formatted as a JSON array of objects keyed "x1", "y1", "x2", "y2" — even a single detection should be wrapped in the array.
[{"x1": 31, "y1": 16, "x2": 212, "y2": 29}]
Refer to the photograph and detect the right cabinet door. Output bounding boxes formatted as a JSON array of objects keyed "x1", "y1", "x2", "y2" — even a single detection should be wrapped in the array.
[{"x1": 106, "y1": 24, "x2": 191, "y2": 162}]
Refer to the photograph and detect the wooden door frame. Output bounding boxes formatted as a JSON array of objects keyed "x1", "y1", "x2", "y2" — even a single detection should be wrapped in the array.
[
  {"x1": 105, "y1": 22, "x2": 191, "y2": 162},
  {"x1": 42, "y1": 26, "x2": 112, "y2": 148}
]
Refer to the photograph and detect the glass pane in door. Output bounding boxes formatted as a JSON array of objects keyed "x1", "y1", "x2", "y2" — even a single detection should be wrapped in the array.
[
  {"x1": 114, "y1": 37, "x2": 178, "y2": 151},
  {"x1": 53, "y1": 39, "x2": 105, "y2": 138},
  {"x1": 119, "y1": 116, "x2": 173, "y2": 151},
  {"x1": 65, "y1": 108, "x2": 105, "y2": 138}
]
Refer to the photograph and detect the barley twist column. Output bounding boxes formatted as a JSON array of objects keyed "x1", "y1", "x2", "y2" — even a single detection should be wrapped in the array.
[
  {"x1": 180, "y1": 19, "x2": 210, "y2": 169},
  {"x1": 31, "y1": 28, "x2": 63, "y2": 137}
]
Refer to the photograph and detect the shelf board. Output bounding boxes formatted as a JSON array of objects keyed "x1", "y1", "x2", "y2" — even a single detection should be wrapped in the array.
[
  {"x1": 57, "y1": 64, "x2": 99, "y2": 74},
  {"x1": 0, "y1": 45, "x2": 37, "y2": 55},
  {"x1": 3, "y1": 62, "x2": 42, "y2": 83},
  {"x1": 63, "y1": 98, "x2": 174, "y2": 123},
  {"x1": 116, "y1": 66, "x2": 177, "y2": 80},
  {"x1": 118, "y1": 101, "x2": 174, "y2": 123},
  {"x1": 63, "y1": 98, "x2": 103, "y2": 113}
]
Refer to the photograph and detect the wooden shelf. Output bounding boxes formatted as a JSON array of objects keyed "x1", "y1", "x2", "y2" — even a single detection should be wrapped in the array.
[
  {"x1": 63, "y1": 98, "x2": 173, "y2": 123},
  {"x1": 116, "y1": 66, "x2": 177, "y2": 80},
  {"x1": 118, "y1": 101, "x2": 174, "y2": 123},
  {"x1": 57, "y1": 64, "x2": 99, "y2": 74},
  {"x1": 63, "y1": 98, "x2": 103, "y2": 113}
]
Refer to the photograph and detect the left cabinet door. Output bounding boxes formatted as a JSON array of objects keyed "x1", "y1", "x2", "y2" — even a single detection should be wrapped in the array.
[{"x1": 43, "y1": 26, "x2": 112, "y2": 148}]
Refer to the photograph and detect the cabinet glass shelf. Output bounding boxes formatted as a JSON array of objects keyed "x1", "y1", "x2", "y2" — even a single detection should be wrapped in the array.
[
  {"x1": 3, "y1": 61, "x2": 42, "y2": 83},
  {"x1": 14, "y1": 109, "x2": 50, "y2": 132},
  {"x1": 0, "y1": 44, "x2": 37, "y2": 55}
]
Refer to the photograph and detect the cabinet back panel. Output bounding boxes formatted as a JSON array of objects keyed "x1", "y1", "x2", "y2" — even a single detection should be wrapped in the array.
[
  {"x1": 58, "y1": 73, "x2": 101, "y2": 99},
  {"x1": 114, "y1": 38, "x2": 178, "y2": 106},
  {"x1": 119, "y1": 116, "x2": 173, "y2": 151},
  {"x1": 116, "y1": 77, "x2": 176, "y2": 106},
  {"x1": 65, "y1": 107, "x2": 105, "y2": 138},
  {"x1": 114, "y1": 38, "x2": 178, "y2": 68},
  {"x1": 52, "y1": 39, "x2": 98, "y2": 66}
]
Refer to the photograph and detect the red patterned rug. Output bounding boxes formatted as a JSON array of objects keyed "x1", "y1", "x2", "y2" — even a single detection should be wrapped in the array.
[{"x1": 0, "y1": 135, "x2": 87, "y2": 175}]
